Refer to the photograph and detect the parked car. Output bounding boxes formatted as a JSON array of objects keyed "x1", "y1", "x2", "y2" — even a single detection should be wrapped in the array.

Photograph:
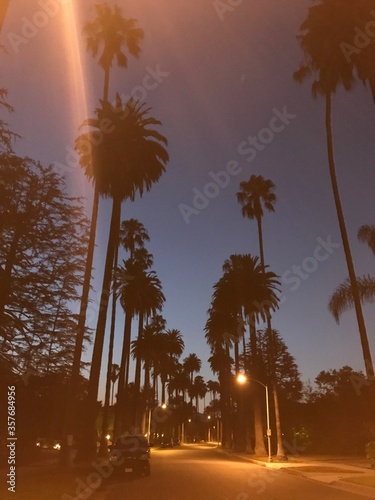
[
  {"x1": 159, "y1": 437, "x2": 174, "y2": 448},
  {"x1": 109, "y1": 434, "x2": 150, "y2": 477}
]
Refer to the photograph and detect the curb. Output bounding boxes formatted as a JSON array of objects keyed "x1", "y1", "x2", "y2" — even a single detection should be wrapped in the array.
[{"x1": 331, "y1": 479, "x2": 375, "y2": 499}]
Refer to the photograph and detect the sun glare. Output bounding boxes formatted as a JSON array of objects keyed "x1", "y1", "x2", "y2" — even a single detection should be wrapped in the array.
[{"x1": 59, "y1": 3, "x2": 90, "y2": 197}]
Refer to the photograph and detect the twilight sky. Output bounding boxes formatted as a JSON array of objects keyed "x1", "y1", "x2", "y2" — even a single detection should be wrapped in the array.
[{"x1": 2, "y1": 0, "x2": 375, "y2": 395}]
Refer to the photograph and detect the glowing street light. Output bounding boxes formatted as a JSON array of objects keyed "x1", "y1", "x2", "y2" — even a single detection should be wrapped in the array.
[{"x1": 237, "y1": 373, "x2": 272, "y2": 462}]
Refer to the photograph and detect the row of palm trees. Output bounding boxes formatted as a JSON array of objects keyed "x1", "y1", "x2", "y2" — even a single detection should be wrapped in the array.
[
  {"x1": 294, "y1": 0, "x2": 375, "y2": 380},
  {"x1": 60, "y1": 4, "x2": 171, "y2": 462},
  {"x1": 203, "y1": 0, "x2": 375, "y2": 455},
  {"x1": 63, "y1": 0, "x2": 375, "y2": 461}
]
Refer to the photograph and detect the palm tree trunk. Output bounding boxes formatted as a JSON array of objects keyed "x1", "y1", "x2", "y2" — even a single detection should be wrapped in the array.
[
  {"x1": 257, "y1": 216, "x2": 286, "y2": 459},
  {"x1": 83, "y1": 196, "x2": 122, "y2": 459},
  {"x1": 98, "y1": 244, "x2": 119, "y2": 457},
  {"x1": 103, "y1": 67, "x2": 110, "y2": 103},
  {"x1": 325, "y1": 92, "x2": 374, "y2": 379},
  {"x1": 114, "y1": 310, "x2": 132, "y2": 440},
  {"x1": 249, "y1": 317, "x2": 267, "y2": 456},
  {"x1": 133, "y1": 313, "x2": 144, "y2": 427},
  {"x1": 257, "y1": 215, "x2": 265, "y2": 271},
  {"x1": 61, "y1": 186, "x2": 99, "y2": 466}
]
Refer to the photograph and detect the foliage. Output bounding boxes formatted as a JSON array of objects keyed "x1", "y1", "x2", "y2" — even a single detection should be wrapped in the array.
[
  {"x1": 254, "y1": 329, "x2": 303, "y2": 402},
  {"x1": 300, "y1": 366, "x2": 375, "y2": 454},
  {"x1": 0, "y1": 155, "x2": 90, "y2": 374}
]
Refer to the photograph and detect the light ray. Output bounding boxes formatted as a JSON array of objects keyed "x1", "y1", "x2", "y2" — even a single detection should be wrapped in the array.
[{"x1": 60, "y1": 2, "x2": 91, "y2": 199}]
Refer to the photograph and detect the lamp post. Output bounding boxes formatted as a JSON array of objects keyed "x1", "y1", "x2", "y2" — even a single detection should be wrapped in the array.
[{"x1": 237, "y1": 373, "x2": 272, "y2": 462}]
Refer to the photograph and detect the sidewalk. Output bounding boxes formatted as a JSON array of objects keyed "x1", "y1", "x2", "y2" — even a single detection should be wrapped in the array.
[{"x1": 216, "y1": 447, "x2": 375, "y2": 498}]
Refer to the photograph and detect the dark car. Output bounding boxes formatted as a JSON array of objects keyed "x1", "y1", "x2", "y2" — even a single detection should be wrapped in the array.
[{"x1": 109, "y1": 434, "x2": 150, "y2": 477}]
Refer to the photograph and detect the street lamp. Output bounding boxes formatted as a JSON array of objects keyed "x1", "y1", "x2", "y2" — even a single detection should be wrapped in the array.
[{"x1": 237, "y1": 373, "x2": 272, "y2": 462}]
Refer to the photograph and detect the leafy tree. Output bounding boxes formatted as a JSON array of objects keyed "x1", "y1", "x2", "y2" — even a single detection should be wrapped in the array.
[
  {"x1": 0, "y1": 159, "x2": 90, "y2": 373},
  {"x1": 255, "y1": 329, "x2": 302, "y2": 403},
  {"x1": 301, "y1": 365, "x2": 375, "y2": 453},
  {"x1": 294, "y1": 0, "x2": 375, "y2": 379}
]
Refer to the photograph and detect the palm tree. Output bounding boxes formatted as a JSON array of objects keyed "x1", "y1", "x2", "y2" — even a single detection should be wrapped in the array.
[
  {"x1": 329, "y1": 222, "x2": 375, "y2": 321},
  {"x1": 294, "y1": 0, "x2": 375, "y2": 379},
  {"x1": 119, "y1": 219, "x2": 150, "y2": 261},
  {"x1": 207, "y1": 380, "x2": 220, "y2": 402},
  {"x1": 155, "y1": 329, "x2": 185, "y2": 404},
  {"x1": 66, "y1": 6, "x2": 144, "y2": 463},
  {"x1": 115, "y1": 264, "x2": 165, "y2": 435},
  {"x1": 189, "y1": 376, "x2": 207, "y2": 412},
  {"x1": 83, "y1": 3, "x2": 144, "y2": 104},
  {"x1": 183, "y1": 354, "x2": 202, "y2": 384},
  {"x1": 210, "y1": 254, "x2": 280, "y2": 455},
  {"x1": 77, "y1": 98, "x2": 168, "y2": 458},
  {"x1": 73, "y1": 3, "x2": 144, "y2": 389},
  {"x1": 237, "y1": 175, "x2": 276, "y2": 269},
  {"x1": 236, "y1": 175, "x2": 285, "y2": 458},
  {"x1": 329, "y1": 275, "x2": 375, "y2": 322},
  {"x1": 358, "y1": 225, "x2": 375, "y2": 256}
]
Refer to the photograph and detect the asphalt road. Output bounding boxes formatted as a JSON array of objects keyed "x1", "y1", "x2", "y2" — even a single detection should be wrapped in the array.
[{"x1": 93, "y1": 443, "x2": 366, "y2": 500}]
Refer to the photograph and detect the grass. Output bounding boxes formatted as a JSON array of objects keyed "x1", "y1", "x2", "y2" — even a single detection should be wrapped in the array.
[{"x1": 342, "y1": 475, "x2": 375, "y2": 489}]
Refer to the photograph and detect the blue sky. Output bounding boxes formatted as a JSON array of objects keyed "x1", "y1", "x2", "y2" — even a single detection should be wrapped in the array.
[{"x1": 2, "y1": 0, "x2": 375, "y2": 398}]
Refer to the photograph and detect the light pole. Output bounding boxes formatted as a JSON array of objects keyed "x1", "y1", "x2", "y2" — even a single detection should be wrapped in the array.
[{"x1": 237, "y1": 373, "x2": 272, "y2": 462}]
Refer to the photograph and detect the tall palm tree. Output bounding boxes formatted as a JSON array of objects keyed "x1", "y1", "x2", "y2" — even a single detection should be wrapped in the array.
[
  {"x1": 155, "y1": 329, "x2": 185, "y2": 404},
  {"x1": 83, "y1": 3, "x2": 144, "y2": 105},
  {"x1": 77, "y1": 98, "x2": 168, "y2": 458},
  {"x1": 189, "y1": 376, "x2": 207, "y2": 412},
  {"x1": 236, "y1": 175, "x2": 285, "y2": 458},
  {"x1": 237, "y1": 175, "x2": 276, "y2": 268},
  {"x1": 183, "y1": 354, "x2": 202, "y2": 384},
  {"x1": 65, "y1": 6, "x2": 144, "y2": 463},
  {"x1": 115, "y1": 264, "x2": 165, "y2": 435},
  {"x1": 214, "y1": 254, "x2": 280, "y2": 455},
  {"x1": 119, "y1": 219, "x2": 150, "y2": 261},
  {"x1": 207, "y1": 380, "x2": 221, "y2": 402},
  {"x1": 294, "y1": 0, "x2": 375, "y2": 379}
]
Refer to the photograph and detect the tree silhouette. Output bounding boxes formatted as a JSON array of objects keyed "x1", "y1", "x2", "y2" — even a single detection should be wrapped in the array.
[{"x1": 294, "y1": 0, "x2": 375, "y2": 379}]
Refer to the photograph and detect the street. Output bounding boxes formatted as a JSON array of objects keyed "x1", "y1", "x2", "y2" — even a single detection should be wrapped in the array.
[{"x1": 93, "y1": 444, "x2": 366, "y2": 500}]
